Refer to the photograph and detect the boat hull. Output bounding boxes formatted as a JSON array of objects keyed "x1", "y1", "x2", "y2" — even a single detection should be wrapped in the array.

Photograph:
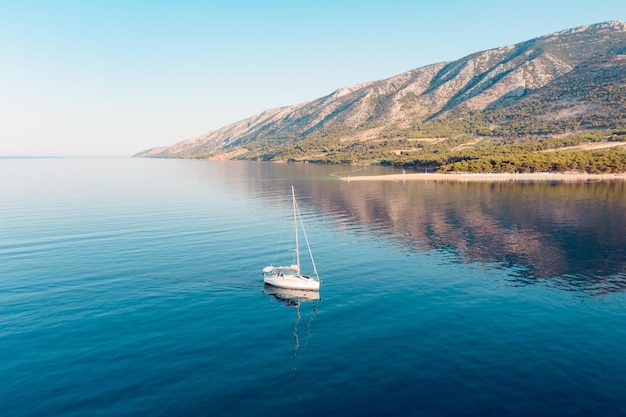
[{"x1": 263, "y1": 274, "x2": 320, "y2": 291}]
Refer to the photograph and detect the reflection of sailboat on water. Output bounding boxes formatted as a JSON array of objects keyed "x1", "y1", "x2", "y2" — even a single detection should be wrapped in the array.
[
  {"x1": 263, "y1": 186, "x2": 321, "y2": 291},
  {"x1": 264, "y1": 285, "x2": 321, "y2": 304},
  {"x1": 264, "y1": 284, "x2": 320, "y2": 372}
]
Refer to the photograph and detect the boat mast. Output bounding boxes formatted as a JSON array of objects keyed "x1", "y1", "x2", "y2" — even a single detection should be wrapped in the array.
[{"x1": 292, "y1": 186, "x2": 300, "y2": 274}]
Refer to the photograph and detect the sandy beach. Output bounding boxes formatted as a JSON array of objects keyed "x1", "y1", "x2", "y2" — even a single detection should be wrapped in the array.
[{"x1": 339, "y1": 172, "x2": 626, "y2": 182}]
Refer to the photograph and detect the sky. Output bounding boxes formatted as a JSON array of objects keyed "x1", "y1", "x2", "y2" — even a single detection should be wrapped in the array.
[{"x1": 1, "y1": 0, "x2": 625, "y2": 157}]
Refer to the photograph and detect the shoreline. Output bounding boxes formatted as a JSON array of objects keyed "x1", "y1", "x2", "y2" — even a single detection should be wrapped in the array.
[{"x1": 339, "y1": 172, "x2": 626, "y2": 182}]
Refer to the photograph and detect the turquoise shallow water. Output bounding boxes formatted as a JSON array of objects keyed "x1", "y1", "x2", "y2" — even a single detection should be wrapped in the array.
[{"x1": 1, "y1": 158, "x2": 626, "y2": 416}]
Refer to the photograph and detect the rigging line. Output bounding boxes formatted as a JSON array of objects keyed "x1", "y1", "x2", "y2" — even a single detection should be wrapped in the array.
[{"x1": 295, "y1": 199, "x2": 320, "y2": 281}]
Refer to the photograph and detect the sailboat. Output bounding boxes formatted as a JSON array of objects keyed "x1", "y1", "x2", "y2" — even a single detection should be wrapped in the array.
[{"x1": 262, "y1": 186, "x2": 321, "y2": 291}]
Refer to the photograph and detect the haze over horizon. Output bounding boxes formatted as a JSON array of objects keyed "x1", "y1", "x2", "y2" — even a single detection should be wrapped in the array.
[{"x1": 2, "y1": 1, "x2": 625, "y2": 157}]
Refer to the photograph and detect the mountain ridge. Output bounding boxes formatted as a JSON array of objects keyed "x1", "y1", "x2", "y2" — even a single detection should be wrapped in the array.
[{"x1": 135, "y1": 21, "x2": 626, "y2": 164}]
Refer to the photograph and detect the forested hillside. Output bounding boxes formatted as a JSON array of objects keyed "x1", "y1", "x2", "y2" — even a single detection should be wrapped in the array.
[{"x1": 135, "y1": 21, "x2": 626, "y2": 173}]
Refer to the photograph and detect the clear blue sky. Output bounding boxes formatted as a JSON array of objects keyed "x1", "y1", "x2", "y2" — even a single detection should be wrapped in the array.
[{"x1": 1, "y1": 0, "x2": 624, "y2": 156}]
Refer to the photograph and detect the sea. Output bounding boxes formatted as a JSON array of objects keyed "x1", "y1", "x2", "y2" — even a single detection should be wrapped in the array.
[{"x1": 1, "y1": 157, "x2": 625, "y2": 417}]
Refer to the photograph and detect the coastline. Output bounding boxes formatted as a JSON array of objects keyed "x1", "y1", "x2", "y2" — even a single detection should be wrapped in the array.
[{"x1": 339, "y1": 172, "x2": 626, "y2": 182}]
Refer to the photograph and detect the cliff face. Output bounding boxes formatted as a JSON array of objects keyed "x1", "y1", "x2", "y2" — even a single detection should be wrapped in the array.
[{"x1": 136, "y1": 21, "x2": 626, "y2": 159}]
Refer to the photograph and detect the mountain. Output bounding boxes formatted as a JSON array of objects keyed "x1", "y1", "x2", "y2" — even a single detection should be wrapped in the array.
[{"x1": 135, "y1": 21, "x2": 626, "y2": 163}]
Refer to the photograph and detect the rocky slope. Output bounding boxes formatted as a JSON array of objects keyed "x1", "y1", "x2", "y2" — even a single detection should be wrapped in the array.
[{"x1": 136, "y1": 21, "x2": 626, "y2": 159}]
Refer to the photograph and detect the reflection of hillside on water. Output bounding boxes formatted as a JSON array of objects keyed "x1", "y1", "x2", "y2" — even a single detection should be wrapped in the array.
[
  {"x1": 212, "y1": 160, "x2": 626, "y2": 293},
  {"x1": 303, "y1": 179, "x2": 626, "y2": 294}
]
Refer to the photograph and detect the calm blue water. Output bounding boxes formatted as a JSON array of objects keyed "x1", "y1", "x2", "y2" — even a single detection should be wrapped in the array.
[{"x1": 1, "y1": 158, "x2": 626, "y2": 416}]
